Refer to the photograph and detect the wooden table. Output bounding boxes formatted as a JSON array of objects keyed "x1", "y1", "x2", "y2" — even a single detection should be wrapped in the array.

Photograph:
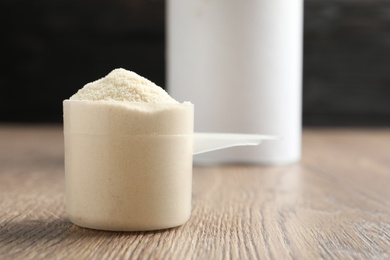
[{"x1": 1, "y1": 126, "x2": 389, "y2": 259}]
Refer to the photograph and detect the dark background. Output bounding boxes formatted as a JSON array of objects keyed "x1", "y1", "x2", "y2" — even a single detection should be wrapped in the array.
[{"x1": 1, "y1": 0, "x2": 389, "y2": 126}]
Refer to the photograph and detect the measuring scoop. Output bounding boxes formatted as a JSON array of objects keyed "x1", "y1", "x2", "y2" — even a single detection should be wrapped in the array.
[
  {"x1": 193, "y1": 133, "x2": 280, "y2": 155},
  {"x1": 64, "y1": 100, "x2": 280, "y2": 232}
]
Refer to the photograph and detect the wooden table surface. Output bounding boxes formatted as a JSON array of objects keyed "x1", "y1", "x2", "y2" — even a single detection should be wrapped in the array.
[{"x1": 0, "y1": 125, "x2": 389, "y2": 259}]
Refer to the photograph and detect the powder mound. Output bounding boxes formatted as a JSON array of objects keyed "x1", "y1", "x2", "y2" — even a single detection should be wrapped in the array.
[{"x1": 70, "y1": 68, "x2": 179, "y2": 104}]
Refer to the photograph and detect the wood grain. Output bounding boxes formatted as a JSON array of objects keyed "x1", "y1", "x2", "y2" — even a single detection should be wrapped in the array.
[{"x1": 1, "y1": 125, "x2": 390, "y2": 259}]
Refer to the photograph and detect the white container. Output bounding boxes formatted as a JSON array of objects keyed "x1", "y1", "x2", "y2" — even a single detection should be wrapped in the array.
[
  {"x1": 167, "y1": 0, "x2": 303, "y2": 164},
  {"x1": 63, "y1": 100, "x2": 194, "y2": 231}
]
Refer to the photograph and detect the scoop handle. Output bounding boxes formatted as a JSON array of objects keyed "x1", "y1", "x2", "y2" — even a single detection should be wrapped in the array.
[{"x1": 193, "y1": 133, "x2": 280, "y2": 155}]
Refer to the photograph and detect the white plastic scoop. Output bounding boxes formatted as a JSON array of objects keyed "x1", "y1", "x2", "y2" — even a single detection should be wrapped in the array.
[{"x1": 193, "y1": 133, "x2": 280, "y2": 155}]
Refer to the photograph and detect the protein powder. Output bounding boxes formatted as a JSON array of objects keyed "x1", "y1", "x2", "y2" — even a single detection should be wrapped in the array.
[{"x1": 63, "y1": 68, "x2": 194, "y2": 231}]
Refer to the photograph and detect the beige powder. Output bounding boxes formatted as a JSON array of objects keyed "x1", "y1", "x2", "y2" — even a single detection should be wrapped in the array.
[
  {"x1": 70, "y1": 68, "x2": 179, "y2": 104},
  {"x1": 63, "y1": 69, "x2": 194, "y2": 231}
]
